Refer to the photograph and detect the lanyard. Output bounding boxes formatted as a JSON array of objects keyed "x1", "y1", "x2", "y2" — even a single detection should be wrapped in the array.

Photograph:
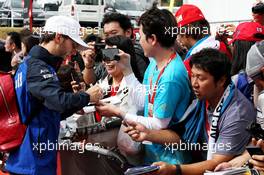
[{"x1": 148, "y1": 53, "x2": 176, "y2": 104}]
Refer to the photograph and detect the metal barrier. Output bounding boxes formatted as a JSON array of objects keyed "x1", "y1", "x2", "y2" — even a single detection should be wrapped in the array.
[{"x1": 0, "y1": 9, "x2": 23, "y2": 27}]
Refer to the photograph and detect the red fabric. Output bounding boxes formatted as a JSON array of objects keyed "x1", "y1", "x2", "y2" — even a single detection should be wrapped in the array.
[
  {"x1": 62, "y1": 50, "x2": 77, "y2": 65},
  {"x1": 0, "y1": 72, "x2": 26, "y2": 152},
  {"x1": 184, "y1": 58, "x2": 191, "y2": 79},
  {"x1": 95, "y1": 86, "x2": 119, "y2": 122},
  {"x1": 0, "y1": 171, "x2": 9, "y2": 175},
  {"x1": 175, "y1": 4, "x2": 205, "y2": 27},
  {"x1": 219, "y1": 41, "x2": 232, "y2": 60},
  {"x1": 184, "y1": 41, "x2": 232, "y2": 79},
  {"x1": 57, "y1": 152, "x2": 62, "y2": 175},
  {"x1": 229, "y1": 22, "x2": 264, "y2": 44}
]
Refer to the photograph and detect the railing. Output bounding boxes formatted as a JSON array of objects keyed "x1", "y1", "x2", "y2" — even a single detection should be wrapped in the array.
[{"x1": 0, "y1": 9, "x2": 23, "y2": 27}]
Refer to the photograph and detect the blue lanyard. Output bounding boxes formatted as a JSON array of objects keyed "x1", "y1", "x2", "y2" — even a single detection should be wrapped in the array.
[{"x1": 185, "y1": 36, "x2": 210, "y2": 60}]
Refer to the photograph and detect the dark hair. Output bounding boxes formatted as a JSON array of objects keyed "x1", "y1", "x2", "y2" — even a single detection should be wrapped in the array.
[
  {"x1": 57, "y1": 65, "x2": 82, "y2": 92},
  {"x1": 105, "y1": 35, "x2": 135, "y2": 58},
  {"x1": 231, "y1": 40, "x2": 256, "y2": 75},
  {"x1": 40, "y1": 32, "x2": 56, "y2": 44},
  {"x1": 84, "y1": 34, "x2": 102, "y2": 43},
  {"x1": 138, "y1": 7, "x2": 177, "y2": 48},
  {"x1": 102, "y1": 12, "x2": 133, "y2": 38},
  {"x1": 252, "y1": 2, "x2": 264, "y2": 14},
  {"x1": 40, "y1": 32, "x2": 69, "y2": 44},
  {"x1": 22, "y1": 35, "x2": 40, "y2": 55},
  {"x1": 7, "y1": 32, "x2": 21, "y2": 50},
  {"x1": 19, "y1": 28, "x2": 32, "y2": 40},
  {"x1": 0, "y1": 41, "x2": 12, "y2": 72},
  {"x1": 181, "y1": 19, "x2": 211, "y2": 41},
  {"x1": 190, "y1": 48, "x2": 231, "y2": 87},
  {"x1": 105, "y1": 35, "x2": 141, "y2": 79}
]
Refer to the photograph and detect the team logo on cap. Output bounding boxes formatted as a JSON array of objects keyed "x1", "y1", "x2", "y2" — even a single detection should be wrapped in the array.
[
  {"x1": 257, "y1": 27, "x2": 263, "y2": 33},
  {"x1": 176, "y1": 15, "x2": 183, "y2": 23}
]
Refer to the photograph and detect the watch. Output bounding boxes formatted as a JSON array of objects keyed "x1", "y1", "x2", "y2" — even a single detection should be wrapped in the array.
[{"x1": 175, "y1": 164, "x2": 182, "y2": 175}]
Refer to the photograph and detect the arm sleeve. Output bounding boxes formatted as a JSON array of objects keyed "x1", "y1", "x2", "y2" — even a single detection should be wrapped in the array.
[
  {"x1": 124, "y1": 73, "x2": 146, "y2": 110},
  {"x1": 124, "y1": 113, "x2": 171, "y2": 130},
  {"x1": 27, "y1": 61, "x2": 90, "y2": 114}
]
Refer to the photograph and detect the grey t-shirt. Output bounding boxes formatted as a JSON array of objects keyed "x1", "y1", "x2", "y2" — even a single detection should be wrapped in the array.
[{"x1": 207, "y1": 88, "x2": 256, "y2": 157}]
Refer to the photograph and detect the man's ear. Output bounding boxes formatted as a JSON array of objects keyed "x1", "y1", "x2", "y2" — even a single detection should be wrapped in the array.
[
  {"x1": 147, "y1": 34, "x2": 157, "y2": 46},
  {"x1": 124, "y1": 28, "x2": 133, "y2": 38},
  {"x1": 11, "y1": 43, "x2": 16, "y2": 50},
  {"x1": 54, "y1": 33, "x2": 63, "y2": 44},
  {"x1": 217, "y1": 76, "x2": 227, "y2": 88}
]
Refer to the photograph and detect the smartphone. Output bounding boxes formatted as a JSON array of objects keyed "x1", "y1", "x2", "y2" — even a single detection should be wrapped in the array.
[
  {"x1": 102, "y1": 48, "x2": 120, "y2": 61},
  {"x1": 71, "y1": 72, "x2": 81, "y2": 84},
  {"x1": 124, "y1": 165, "x2": 159, "y2": 175},
  {"x1": 246, "y1": 146, "x2": 264, "y2": 156}
]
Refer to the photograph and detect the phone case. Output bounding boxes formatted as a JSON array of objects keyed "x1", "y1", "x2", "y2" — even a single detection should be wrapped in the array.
[
  {"x1": 246, "y1": 146, "x2": 264, "y2": 156},
  {"x1": 124, "y1": 165, "x2": 159, "y2": 175}
]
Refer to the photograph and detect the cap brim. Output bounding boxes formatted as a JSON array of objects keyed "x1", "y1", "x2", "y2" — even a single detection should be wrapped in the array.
[{"x1": 71, "y1": 37, "x2": 88, "y2": 51}]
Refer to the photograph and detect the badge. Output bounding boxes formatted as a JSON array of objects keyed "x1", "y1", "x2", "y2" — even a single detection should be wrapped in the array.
[{"x1": 148, "y1": 103, "x2": 153, "y2": 117}]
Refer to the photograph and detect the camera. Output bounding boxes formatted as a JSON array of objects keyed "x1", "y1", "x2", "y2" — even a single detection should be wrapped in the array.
[
  {"x1": 217, "y1": 25, "x2": 233, "y2": 37},
  {"x1": 102, "y1": 48, "x2": 120, "y2": 62},
  {"x1": 94, "y1": 42, "x2": 106, "y2": 52},
  {"x1": 252, "y1": 2, "x2": 264, "y2": 14}
]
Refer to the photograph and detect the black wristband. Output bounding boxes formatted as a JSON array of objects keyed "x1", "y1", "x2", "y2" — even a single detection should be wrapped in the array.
[{"x1": 175, "y1": 164, "x2": 182, "y2": 175}]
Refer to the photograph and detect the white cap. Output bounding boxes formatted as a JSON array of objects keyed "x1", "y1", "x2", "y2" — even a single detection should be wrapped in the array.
[
  {"x1": 43, "y1": 16, "x2": 88, "y2": 50},
  {"x1": 246, "y1": 40, "x2": 264, "y2": 78}
]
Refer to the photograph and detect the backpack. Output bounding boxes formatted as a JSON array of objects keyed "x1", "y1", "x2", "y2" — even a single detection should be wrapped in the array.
[
  {"x1": 232, "y1": 71, "x2": 254, "y2": 102},
  {"x1": 0, "y1": 72, "x2": 26, "y2": 152}
]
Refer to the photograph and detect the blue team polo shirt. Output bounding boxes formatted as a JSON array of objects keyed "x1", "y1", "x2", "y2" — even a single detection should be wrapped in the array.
[{"x1": 143, "y1": 54, "x2": 192, "y2": 164}]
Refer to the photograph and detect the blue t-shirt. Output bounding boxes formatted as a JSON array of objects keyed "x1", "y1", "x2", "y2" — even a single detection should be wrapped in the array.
[{"x1": 143, "y1": 54, "x2": 192, "y2": 164}]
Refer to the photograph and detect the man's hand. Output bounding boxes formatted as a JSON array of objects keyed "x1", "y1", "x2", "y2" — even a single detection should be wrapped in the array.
[
  {"x1": 71, "y1": 81, "x2": 86, "y2": 93},
  {"x1": 150, "y1": 162, "x2": 176, "y2": 175},
  {"x1": 116, "y1": 50, "x2": 133, "y2": 76},
  {"x1": 124, "y1": 120, "x2": 149, "y2": 142},
  {"x1": 214, "y1": 162, "x2": 232, "y2": 172},
  {"x1": 95, "y1": 101, "x2": 125, "y2": 117},
  {"x1": 86, "y1": 85, "x2": 103, "y2": 103},
  {"x1": 249, "y1": 138, "x2": 264, "y2": 171},
  {"x1": 81, "y1": 42, "x2": 96, "y2": 69}
]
